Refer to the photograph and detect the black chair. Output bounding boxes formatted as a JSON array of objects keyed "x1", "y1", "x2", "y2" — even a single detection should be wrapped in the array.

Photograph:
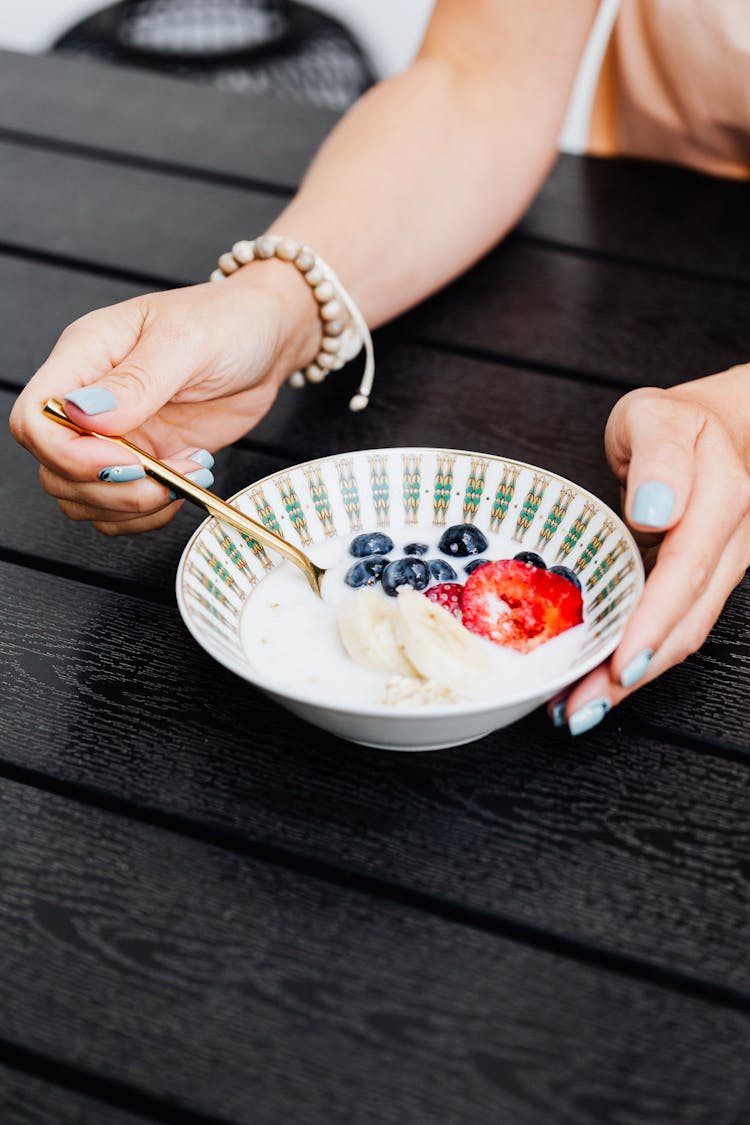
[{"x1": 52, "y1": 0, "x2": 375, "y2": 111}]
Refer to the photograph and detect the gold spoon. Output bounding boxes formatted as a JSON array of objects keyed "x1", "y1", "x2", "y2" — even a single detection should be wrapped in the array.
[{"x1": 42, "y1": 397, "x2": 327, "y2": 597}]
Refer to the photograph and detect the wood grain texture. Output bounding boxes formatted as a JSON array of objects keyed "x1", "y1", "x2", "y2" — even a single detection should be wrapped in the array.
[
  {"x1": 1, "y1": 562, "x2": 748, "y2": 995},
  {"x1": 0, "y1": 141, "x2": 281, "y2": 288},
  {"x1": 0, "y1": 253, "x2": 148, "y2": 385},
  {"x1": 403, "y1": 235, "x2": 750, "y2": 388},
  {"x1": 521, "y1": 154, "x2": 750, "y2": 284},
  {"x1": 0, "y1": 1064, "x2": 153, "y2": 1125},
  {"x1": 619, "y1": 574, "x2": 750, "y2": 751},
  {"x1": 0, "y1": 776, "x2": 748, "y2": 1125},
  {"x1": 0, "y1": 48, "x2": 334, "y2": 193}
]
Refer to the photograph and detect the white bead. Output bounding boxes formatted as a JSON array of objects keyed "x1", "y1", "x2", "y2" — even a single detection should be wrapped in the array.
[
  {"x1": 304, "y1": 265, "x2": 325, "y2": 286},
  {"x1": 313, "y1": 281, "x2": 335, "y2": 304},
  {"x1": 305, "y1": 364, "x2": 327, "y2": 383},
  {"x1": 323, "y1": 318, "x2": 345, "y2": 337},
  {"x1": 320, "y1": 336, "x2": 341, "y2": 353},
  {"x1": 295, "y1": 248, "x2": 315, "y2": 272},
  {"x1": 254, "y1": 235, "x2": 275, "y2": 259},
  {"x1": 218, "y1": 252, "x2": 239, "y2": 274},
  {"x1": 287, "y1": 370, "x2": 306, "y2": 388},
  {"x1": 331, "y1": 356, "x2": 347, "y2": 370},
  {"x1": 320, "y1": 299, "x2": 343, "y2": 321},
  {"x1": 232, "y1": 240, "x2": 255, "y2": 264},
  {"x1": 349, "y1": 394, "x2": 369, "y2": 412},
  {"x1": 275, "y1": 238, "x2": 300, "y2": 261},
  {"x1": 209, "y1": 268, "x2": 226, "y2": 283},
  {"x1": 316, "y1": 352, "x2": 338, "y2": 370}
]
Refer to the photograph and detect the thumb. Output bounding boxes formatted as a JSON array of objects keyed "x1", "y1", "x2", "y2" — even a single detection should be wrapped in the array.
[
  {"x1": 63, "y1": 325, "x2": 195, "y2": 435},
  {"x1": 606, "y1": 391, "x2": 701, "y2": 533}
]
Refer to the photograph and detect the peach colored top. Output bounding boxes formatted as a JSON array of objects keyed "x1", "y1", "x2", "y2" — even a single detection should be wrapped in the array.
[{"x1": 588, "y1": 0, "x2": 750, "y2": 179}]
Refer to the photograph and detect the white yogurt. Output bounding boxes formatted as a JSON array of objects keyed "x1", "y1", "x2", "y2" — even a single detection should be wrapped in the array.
[{"x1": 240, "y1": 529, "x2": 587, "y2": 709}]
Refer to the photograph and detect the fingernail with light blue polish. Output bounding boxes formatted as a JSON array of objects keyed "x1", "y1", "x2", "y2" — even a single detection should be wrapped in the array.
[
  {"x1": 568, "y1": 698, "x2": 611, "y2": 737},
  {"x1": 64, "y1": 387, "x2": 118, "y2": 415},
  {"x1": 632, "y1": 481, "x2": 674, "y2": 528},
  {"x1": 169, "y1": 467, "x2": 214, "y2": 501},
  {"x1": 98, "y1": 464, "x2": 146, "y2": 483},
  {"x1": 620, "y1": 648, "x2": 654, "y2": 689},
  {"x1": 189, "y1": 449, "x2": 214, "y2": 470},
  {"x1": 551, "y1": 700, "x2": 567, "y2": 728}
]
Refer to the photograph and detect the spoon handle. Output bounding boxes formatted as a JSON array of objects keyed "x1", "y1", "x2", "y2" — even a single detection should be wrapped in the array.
[{"x1": 42, "y1": 397, "x2": 326, "y2": 596}]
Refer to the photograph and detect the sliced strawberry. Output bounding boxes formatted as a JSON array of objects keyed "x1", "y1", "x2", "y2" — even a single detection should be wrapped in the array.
[
  {"x1": 424, "y1": 582, "x2": 464, "y2": 620},
  {"x1": 461, "y1": 559, "x2": 583, "y2": 653}
]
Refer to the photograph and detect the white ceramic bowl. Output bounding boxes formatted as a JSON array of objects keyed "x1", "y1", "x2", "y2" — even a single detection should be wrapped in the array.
[{"x1": 176, "y1": 447, "x2": 644, "y2": 751}]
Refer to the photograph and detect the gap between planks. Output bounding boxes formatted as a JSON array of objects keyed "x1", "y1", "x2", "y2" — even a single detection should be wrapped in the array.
[{"x1": 0, "y1": 744, "x2": 748, "y2": 1018}]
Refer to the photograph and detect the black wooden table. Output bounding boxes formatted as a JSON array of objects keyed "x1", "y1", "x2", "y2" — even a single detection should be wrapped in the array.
[{"x1": 1, "y1": 47, "x2": 749, "y2": 1125}]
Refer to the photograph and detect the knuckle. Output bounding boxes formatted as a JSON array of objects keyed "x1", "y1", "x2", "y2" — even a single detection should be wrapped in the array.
[
  {"x1": 93, "y1": 521, "x2": 122, "y2": 538},
  {"x1": 110, "y1": 359, "x2": 153, "y2": 401},
  {"x1": 8, "y1": 401, "x2": 26, "y2": 447},
  {"x1": 38, "y1": 466, "x2": 59, "y2": 497},
  {"x1": 686, "y1": 553, "x2": 712, "y2": 598},
  {"x1": 679, "y1": 621, "x2": 711, "y2": 661},
  {"x1": 617, "y1": 386, "x2": 663, "y2": 423},
  {"x1": 735, "y1": 473, "x2": 750, "y2": 521},
  {"x1": 57, "y1": 499, "x2": 88, "y2": 523}
]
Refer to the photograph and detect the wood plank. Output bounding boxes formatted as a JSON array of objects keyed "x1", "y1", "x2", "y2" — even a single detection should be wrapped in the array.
[
  {"x1": 0, "y1": 1063, "x2": 153, "y2": 1125},
  {"x1": 0, "y1": 141, "x2": 280, "y2": 288},
  {"x1": 521, "y1": 154, "x2": 750, "y2": 284},
  {"x1": 1, "y1": 562, "x2": 749, "y2": 994},
  {"x1": 2, "y1": 51, "x2": 747, "y2": 286},
  {"x1": 0, "y1": 48, "x2": 334, "y2": 193},
  {"x1": 0, "y1": 253, "x2": 147, "y2": 386},
  {"x1": 0, "y1": 775, "x2": 749, "y2": 1125},
  {"x1": 402, "y1": 235, "x2": 750, "y2": 387}
]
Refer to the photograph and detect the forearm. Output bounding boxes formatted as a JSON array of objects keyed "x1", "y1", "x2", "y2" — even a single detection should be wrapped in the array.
[{"x1": 261, "y1": 0, "x2": 597, "y2": 330}]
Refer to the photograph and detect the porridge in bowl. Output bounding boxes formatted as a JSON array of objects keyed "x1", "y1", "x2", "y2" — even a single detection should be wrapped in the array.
[
  {"x1": 176, "y1": 447, "x2": 643, "y2": 750},
  {"x1": 242, "y1": 523, "x2": 588, "y2": 709}
]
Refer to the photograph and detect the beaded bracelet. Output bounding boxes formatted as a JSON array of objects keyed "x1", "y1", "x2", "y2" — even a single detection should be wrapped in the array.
[{"x1": 209, "y1": 234, "x2": 374, "y2": 412}]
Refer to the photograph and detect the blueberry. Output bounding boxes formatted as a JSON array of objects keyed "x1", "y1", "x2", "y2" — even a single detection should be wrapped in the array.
[
  {"x1": 345, "y1": 555, "x2": 390, "y2": 589},
  {"x1": 437, "y1": 523, "x2": 489, "y2": 558},
  {"x1": 548, "y1": 565, "x2": 582, "y2": 591},
  {"x1": 381, "y1": 556, "x2": 430, "y2": 597},
  {"x1": 404, "y1": 542, "x2": 429, "y2": 556},
  {"x1": 428, "y1": 558, "x2": 458, "y2": 582},
  {"x1": 349, "y1": 531, "x2": 394, "y2": 557},
  {"x1": 464, "y1": 558, "x2": 490, "y2": 576},
  {"x1": 513, "y1": 551, "x2": 547, "y2": 569}
]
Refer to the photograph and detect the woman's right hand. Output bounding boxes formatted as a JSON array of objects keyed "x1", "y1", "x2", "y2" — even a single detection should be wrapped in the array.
[{"x1": 9, "y1": 266, "x2": 319, "y2": 535}]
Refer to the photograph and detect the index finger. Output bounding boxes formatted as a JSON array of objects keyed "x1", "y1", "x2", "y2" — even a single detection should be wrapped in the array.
[{"x1": 9, "y1": 301, "x2": 145, "y2": 478}]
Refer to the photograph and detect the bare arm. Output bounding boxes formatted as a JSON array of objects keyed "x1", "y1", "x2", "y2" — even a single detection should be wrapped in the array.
[{"x1": 259, "y1": 0, "x2": 599, "y2": 337}]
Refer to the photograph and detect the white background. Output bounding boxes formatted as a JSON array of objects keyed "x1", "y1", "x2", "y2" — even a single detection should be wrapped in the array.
[{"x1": 1, "y1": 0, "x2": 619, "y2": 151}]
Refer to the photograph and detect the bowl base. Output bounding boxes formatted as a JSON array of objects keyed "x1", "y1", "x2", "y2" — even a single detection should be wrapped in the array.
[{"x1": 345, "y1": 731, "x2": 495, "y2": 752}]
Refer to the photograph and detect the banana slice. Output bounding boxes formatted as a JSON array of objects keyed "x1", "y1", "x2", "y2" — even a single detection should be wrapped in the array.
[
  {"x1": 337, "y1": 588, "x2": 418, "y2": 676},
  {"x1": 394, "y1": 587, "x2": 489, "y2": 690}
]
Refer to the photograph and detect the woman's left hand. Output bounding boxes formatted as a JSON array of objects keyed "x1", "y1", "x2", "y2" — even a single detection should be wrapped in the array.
[{"x1": 550, "y1": 364, "x2": 750, "y2": 735}]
